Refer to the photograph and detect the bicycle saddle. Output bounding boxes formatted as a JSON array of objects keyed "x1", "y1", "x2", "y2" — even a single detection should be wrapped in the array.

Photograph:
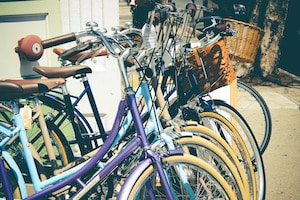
[
  {"x1": 0, "y1": 78, "x2": 65, "y2": 101},
  {"x1": 33, "y1": 65, "x2": 92, "y2": 79}
]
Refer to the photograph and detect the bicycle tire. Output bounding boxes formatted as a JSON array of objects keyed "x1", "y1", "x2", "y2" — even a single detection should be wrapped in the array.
[
  {"x1": 175, "y1": 135, "x2": 249, "y2": 199},
  {"x1": 25, "y1": 111, "x2": 74, "y2": 172},
  {"x1": 237, "y1": 80, "x2": 272, "y2": 155},
  {"x1": 198, "y1": 111, "x2": 266, "y2": 200},
  {"x1": 118, "y1": 153, "x2": 238, "y2": 200},
  {"x1": 209, "y1": 99, "x2": 264, "y2": 159},
  {"x1": 47, "y1": 121, "x2": 75, "y2": 165},
  {"x1": 181, "y1": 124, "x2": 256, "y2": 200}
]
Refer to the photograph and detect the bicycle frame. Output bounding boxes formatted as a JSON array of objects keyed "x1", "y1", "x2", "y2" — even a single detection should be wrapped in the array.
[
  {"x1": 42, "y1": 75, "x2": 105, "y2": 150},
  {"x1": 0, "y1": 96, "x2": 168, "y2": 199}
]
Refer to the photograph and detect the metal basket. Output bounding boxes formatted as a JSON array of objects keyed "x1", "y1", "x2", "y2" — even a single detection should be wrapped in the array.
[{"x1": 223, "y1": 18, "x2": 264, "y2": 63}]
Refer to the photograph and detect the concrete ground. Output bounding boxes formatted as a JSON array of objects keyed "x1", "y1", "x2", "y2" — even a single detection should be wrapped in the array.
[
  {"x1": 119, "y1": 1, "x2": 300, "y2": 199},
  {"x1": 252, "y1": 84, "x2": 300, "y2": 199}
]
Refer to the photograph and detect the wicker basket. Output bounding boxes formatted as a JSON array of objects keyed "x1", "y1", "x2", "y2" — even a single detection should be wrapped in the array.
[
  {"x1": 222, "y1": 18, "x2": 264, "y2": 63},
  {"x1": 180, "y1": 39, "x2": 236, "y2": 95}
]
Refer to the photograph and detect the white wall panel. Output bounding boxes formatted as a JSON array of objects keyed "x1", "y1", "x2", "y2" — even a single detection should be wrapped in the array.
[
  {"x1": 0, "y1": 14, "x2": 50, "y2": 79},
  {"x1": 59, "y1": 0, "x2": 121, "y2": 130}
]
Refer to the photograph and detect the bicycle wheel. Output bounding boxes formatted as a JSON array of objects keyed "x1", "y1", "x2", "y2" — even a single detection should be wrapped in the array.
[
  {"x1": 0, "y1": 104, "x2": 73, "y2": 177},
  {"x1": 208, "y1": 99, "x2": 264, "y2": 160},
  {"x1": 118, "y1": 153, "x2": 238, "y2": 200},
  {"x1": 38, "y1": 95, "x2": 93, "y2": 154},
  {"x1": 197, "y1": 111, "x2": 265, "y2": 200},
  {"x1": 26, "y1": 119, "x2": 74, "y2": 171},
  {"x1": 181, "y1": 124, "x2": 256, "y2": 200},
  {"x1": 237, "y1": 80, "x2": 272, "y2": 155},
  {"x1": 175, "y1": 135, "x2": 250, "y2": 199}
]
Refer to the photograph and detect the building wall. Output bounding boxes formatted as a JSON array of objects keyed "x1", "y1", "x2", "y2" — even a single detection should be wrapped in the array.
[
  {"x1": 0, "y1": 0, "x2": 61, "y2": 79},
  {"x1": 59, "y1": 0, "x2": 121, "y2": 130}
]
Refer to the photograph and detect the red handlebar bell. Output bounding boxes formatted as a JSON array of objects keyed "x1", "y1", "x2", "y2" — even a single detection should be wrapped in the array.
[{"x1": 16, "y1": 35, "x2": 44, "y2": 61}]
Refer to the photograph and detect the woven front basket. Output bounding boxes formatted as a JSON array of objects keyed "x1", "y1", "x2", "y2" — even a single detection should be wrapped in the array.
[
  {"x1": 180, "y1": 39, "x2": 236, "y2": 95},
  {"x1": 222, "y1": 18, "x2": 264, "y2": 63}
]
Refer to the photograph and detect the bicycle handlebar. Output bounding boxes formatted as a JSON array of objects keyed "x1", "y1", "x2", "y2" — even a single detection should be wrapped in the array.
[
  {"x1": 195, "y1": 16, "x2": 237, "y2": 40},
  {"x1": 16, "y1": 27, "x2": 124, "y2": 61},
  {"x1": 42, "y1": 32, "x2": 76, "y2": 49},
  {"x1": 15, "y1": 33, "x2": 77, "y2": 61},
  {"x1": 93, "y1": 31, "x2": 121, "y2": 57}
]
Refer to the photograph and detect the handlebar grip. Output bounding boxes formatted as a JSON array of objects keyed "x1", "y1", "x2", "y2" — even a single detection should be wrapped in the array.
[
  {"x1": 16, "y1": 33, "x2": 76, "y2": 61},
  {"x1": 42, "y1": 32, "x2": 76, "y2": 49}
]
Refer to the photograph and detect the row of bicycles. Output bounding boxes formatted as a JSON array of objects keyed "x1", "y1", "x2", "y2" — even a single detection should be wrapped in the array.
[{"x1": 0, "y1": 2, "x2": 271, "y2": 199}]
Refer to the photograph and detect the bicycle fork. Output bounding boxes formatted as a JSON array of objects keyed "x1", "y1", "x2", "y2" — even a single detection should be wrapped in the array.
[
  {"x1": 146, "y1": 149, "x2": 177, "y2": 200},
  {"x1": 126, "y1": 92, "x2": 177, "y2": 200}
]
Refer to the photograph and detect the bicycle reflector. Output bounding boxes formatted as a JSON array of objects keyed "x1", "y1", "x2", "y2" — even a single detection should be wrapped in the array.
[{"x1": 16, "y1": 35, "x2": 44, "y2": 61}]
